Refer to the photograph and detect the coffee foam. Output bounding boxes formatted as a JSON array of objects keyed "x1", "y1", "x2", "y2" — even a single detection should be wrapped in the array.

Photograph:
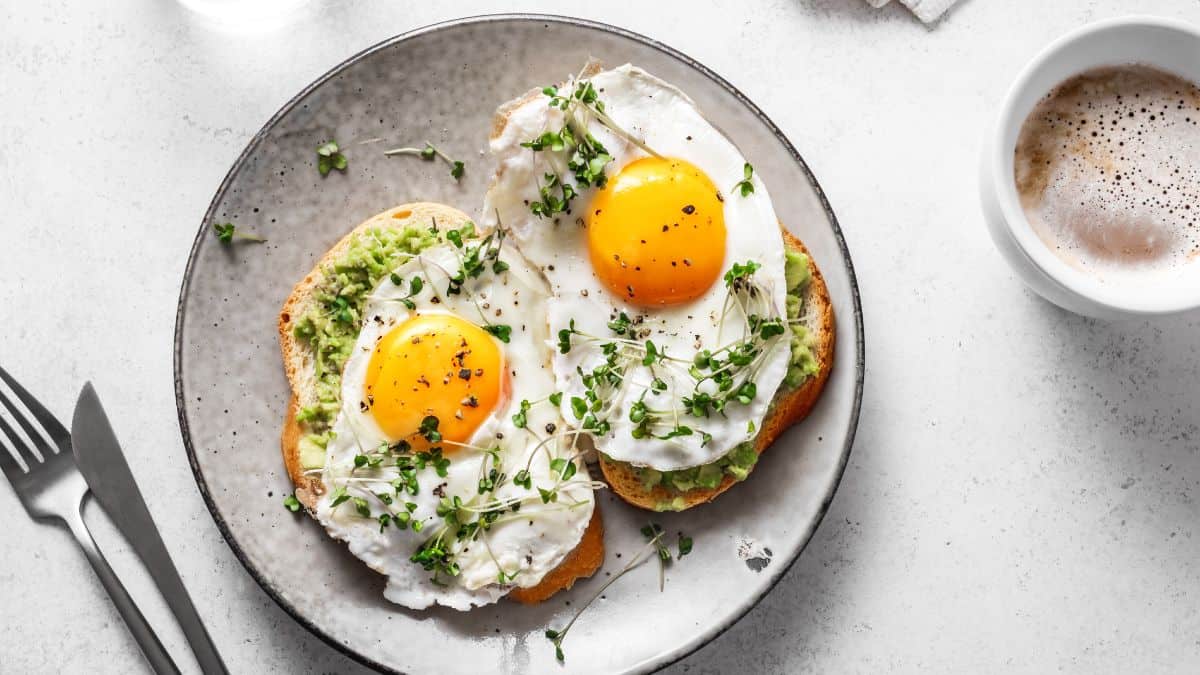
[{"x1": 1014, "y1": 65, "x2": 1200, "y2": 285}]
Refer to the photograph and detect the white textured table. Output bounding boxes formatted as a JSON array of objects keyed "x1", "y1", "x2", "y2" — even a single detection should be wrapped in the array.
[{"x1": 2, "y1": 1, "x2": 1198, "y2": 672}]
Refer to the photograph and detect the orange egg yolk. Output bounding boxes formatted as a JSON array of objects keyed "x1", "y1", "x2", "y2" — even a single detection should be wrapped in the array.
[
  {"x1": 587, "y1": 156, "x2": 727, "y2": 306},
  {"x1": 363, "y1": 313, "x2": 506, "y2": 449}
]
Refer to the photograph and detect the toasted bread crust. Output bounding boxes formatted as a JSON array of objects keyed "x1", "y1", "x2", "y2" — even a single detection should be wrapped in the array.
[
  {"x1": 281, "y1": 395, "x2": 323, "y2": 509},
  {"x1": 279, "y1": 202, "x2": 603, "y2": 604},
  {"x1": 599, "y1": 230, "x2": 835, "y2": 511}
]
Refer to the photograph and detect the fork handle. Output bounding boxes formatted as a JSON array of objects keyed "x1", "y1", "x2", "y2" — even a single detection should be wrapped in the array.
[{"x1": 64, "y1": 504, "x2": 182, "y2": 675}]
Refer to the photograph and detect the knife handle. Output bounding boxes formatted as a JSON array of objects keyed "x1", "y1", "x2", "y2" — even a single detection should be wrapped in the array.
[
  {"x1": 133, "y1": 529, "x2": 229, "y2": 675},
  {"x1": 72, "y1": 383, "x2": 229, "y2": 675},
  {"x1": 64, "y1": 502, "x2": 182, "y2": 675}
]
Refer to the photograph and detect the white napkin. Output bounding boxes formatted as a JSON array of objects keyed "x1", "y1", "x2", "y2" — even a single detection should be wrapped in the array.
[{"x1": 868, "y1": 0, "x2": 959, "y2": 23}]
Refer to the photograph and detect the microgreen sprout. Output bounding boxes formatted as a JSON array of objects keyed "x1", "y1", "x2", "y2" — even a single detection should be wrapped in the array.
[
  {"x1": 529, "y1": 172, "x2": 577, "y2": 218},
  {"x1": 522, "y1": 71, "x2": 661, "y2": 219},
  {"x1": 549, "y1": 457, "x2": 578, "y2": 481},
  {"x1": 384, "y1": 141, "x2": 465, "y2": 180},
  {"x1": 212, "y1": 222, "x2": 266, "y2": 244},
  {"x1": 641, "y1": 340, "x2": 664, "y2": 366},
  {"x1": 329, "y1": 486, "x2": 350, "y2": 508},
  {"x1": 545, "y1": 524, "x2": 678, "y2": 662},
  {"x1": 434, "y1": 223, "x2": 517, "y2": 344},
  {"x1": 388, "y1": 274, "x2": 424, "y2": 309},
  {"x1": 444, "y1": 223, "x2": 505, "y2": 296},
  {"x1": 282, "y1": 494, "x2": 302, "y2": 512},
  {"x1": 678, "y1": 534, "x2": 693, "y2": 557},
  {"x1": 419, "y1": 415, "x2": 442, "y2": 443},
  {"x1": 541, "y1": 78, "x2": 661, "y2": 159},
  {"x1": 558, "y1": 320, "x2": 576, "y2": 354},
  {"x1": 512, "y1": 399, "x2": 532, "y2": 429},
  {"x1": 316, "y1": 140, "x2": 348, "y2": 176},
  {"x1": 724, "y1": 260, "x2": 761, "y2": 287},
  {"x1": 732, "y1": 162, "x2": 755, "y2": 197},
  {"x1": 483, "y1": 324, "x2": 512, "y2": 343},
  {"x1": 607, "y1": 312, "x2": 632, "y2": 335},
  {"x1": 641, "y1": 522, "x2": 672, "y2": 591}
]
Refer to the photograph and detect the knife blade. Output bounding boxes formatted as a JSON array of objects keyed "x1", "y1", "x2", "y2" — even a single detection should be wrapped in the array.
[{"x1": 72, "y1": 382, "x2": 229, "y2": 675}]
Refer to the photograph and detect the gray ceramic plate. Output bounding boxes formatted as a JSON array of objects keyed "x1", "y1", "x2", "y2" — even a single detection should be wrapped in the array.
[{"x1": 175, "y1": 14, "x2": 863, "y2": 675}]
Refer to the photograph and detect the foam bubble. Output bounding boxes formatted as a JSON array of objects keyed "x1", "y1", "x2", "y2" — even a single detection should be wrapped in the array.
[{"x1": 1014, "y1": 65, "x2": 1200, "y2": 285}]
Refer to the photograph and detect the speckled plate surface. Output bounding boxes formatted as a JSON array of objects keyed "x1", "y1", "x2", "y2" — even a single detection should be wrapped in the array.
[{"x1": 175, "y1": 14, "x2": 863, "y2": 675}]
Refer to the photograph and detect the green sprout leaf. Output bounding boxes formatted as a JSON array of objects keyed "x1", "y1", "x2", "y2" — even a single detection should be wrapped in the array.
[
  {"x1": 316, "y1": 140, "x2": 348, "y2": 176},
  {"x1": 557, "y1": 321, "x2": 575, "y2": 354},
  {"x1": 607, "y1": 312, "x2": 632, "y2": 335},
  {"x1": 549, "y1": 457, "x2": 577, "y2": 481},
  {"x1": 570, "y1": 396, "x2": 587, "y2": 420},
  {"x1": 329, "y1": 486, "x2": 350, "y2": 508},
  {"x1": 384, "y1": 141, "x2": 464, "y2": 183},
  {"x1": 732, "y1": 162, "x2": 755, "y2": 197},
  {"x1": 642, "y1": 340, "x2": 661, "y2": 366},
  {"x1": 734, "y1": 381, "x2": 757, "y2": 405},
  {"x1": 678, "y1": 535, "x2": 694, "y2": 557},
  {"x1": 658, "y1": 425, "x2": 693, "y2": 441},
  {"x1": 212, "y1": 222, "x2": 265, "y2": 244},
  {"x1": 484, "y1": 324, "x2": 511, "y2": 343},
  {"x1": 419, "y1": 415, "x2": 442, "y2": 443},
  {"x1": 512, "y1": 399, "x2": 531, "y2": 429}
]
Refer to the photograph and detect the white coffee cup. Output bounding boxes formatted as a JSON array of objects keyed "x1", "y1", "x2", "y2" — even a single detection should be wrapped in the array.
[{"x1": 980, "y1": 16, "x2": 1200, "y2": 319}]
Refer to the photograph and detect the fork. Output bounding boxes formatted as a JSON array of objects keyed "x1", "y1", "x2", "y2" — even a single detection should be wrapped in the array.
[{"x1": 0, "y1": 366, "x2": 181, "y2": 675}]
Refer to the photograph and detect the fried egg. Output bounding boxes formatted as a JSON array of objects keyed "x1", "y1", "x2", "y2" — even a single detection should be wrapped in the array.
[
  {"x1": 315, "y1": 237, "x2": 595, "y2": 610},
  {"x1": 484, "y1": 64, "x2": 791, "y2": 471}
]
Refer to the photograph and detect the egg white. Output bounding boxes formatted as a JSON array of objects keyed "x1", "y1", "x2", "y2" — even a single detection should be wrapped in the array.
[
  {"x1": 484, "y1": 64, "x2": 791, "y2": 471},
  {"x1": 314, "y1": 242, "x2": 595, "y2": 611}
]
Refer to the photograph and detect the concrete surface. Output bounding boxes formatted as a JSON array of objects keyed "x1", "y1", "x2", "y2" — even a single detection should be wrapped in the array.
[{"x1": 1, "y1": 0, "x2": 1198, "y2": 673}]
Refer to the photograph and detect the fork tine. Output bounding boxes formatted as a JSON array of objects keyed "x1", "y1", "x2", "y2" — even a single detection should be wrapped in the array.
[
  {"x1": 0, "y1": 365, "x2": 70, "y2": 453},
  {"x1": 0, "y1": 407, "x2": 33, "y2": 475},
  {"x1": 0, "y1": 386, "x2": 54, "y2": 459}
]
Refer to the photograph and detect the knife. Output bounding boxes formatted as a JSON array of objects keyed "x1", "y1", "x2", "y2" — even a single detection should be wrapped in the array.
[{"x1": 72, "y1": 383, "x2": 230, "y2": 675}]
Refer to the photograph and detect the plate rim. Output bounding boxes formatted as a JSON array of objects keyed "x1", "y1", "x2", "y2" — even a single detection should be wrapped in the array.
[{"x1": 174, "y1": 12, "x2": 865, "y2": 674}]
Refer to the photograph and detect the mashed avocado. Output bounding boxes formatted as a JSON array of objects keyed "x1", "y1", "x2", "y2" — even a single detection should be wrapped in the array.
[
  {"x1": 783, "y1": 249, "x2": 819, "y2": 388},
  {"x1": 630, "y1": 440, "x2": 759, "y2": 499},
  {"x1": 291, "y1": 224, "x2": 439, "y2": 465},
  {"x1": 626, "y1": 249, "x2": 819, "y2": 504}
]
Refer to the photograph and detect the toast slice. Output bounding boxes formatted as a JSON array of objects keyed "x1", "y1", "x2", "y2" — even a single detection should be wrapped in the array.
[
  {"x1": 277, "y1": 202, "x2": 604, "y2": 604},
  {"x1": 598, "y1": 229, "x2": 835, "y2": 510},
  {"x1": 278, "y1": 202, "x2": 473, "y2": 506}
]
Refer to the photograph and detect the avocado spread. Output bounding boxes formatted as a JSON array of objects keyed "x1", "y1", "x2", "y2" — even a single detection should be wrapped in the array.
[
  {"x1": 628, "y1": 249, "x2": 819, "y2": 505},
  {"x1": 292, "y1": 224, "x2": 439, "y2": 467}
]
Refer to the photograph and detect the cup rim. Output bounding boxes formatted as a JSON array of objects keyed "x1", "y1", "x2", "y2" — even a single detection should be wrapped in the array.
[{"x1": 989, "y1": 15, "x2": 1200, "y2": 316}]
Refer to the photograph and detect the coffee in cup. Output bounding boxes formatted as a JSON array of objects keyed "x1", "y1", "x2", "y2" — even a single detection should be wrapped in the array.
[{"x1": 1013, "y1": 64, "x2": 1200, "y2": 285}]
